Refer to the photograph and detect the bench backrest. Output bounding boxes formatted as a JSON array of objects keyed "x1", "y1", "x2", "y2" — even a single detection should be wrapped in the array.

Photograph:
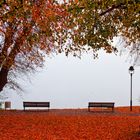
[
  {"x1": 23, "y1": 102, "x2": 50, "y2": 107},
  {"x1": 88, "y1": 102, "x2": 114, "y2": 107}
]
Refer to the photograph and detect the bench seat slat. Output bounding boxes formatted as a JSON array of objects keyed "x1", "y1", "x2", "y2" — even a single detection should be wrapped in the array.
[
  {"x1": 88, "y1": 102, "x2": 114, "y2": 112},
  {"x1": 23, "y1": 102, "x2": 50, "y2": 110}
]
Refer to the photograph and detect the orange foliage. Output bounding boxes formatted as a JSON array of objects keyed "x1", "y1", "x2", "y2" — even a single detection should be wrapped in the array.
[{"x1": 0, "y1": 107, "x2": 139, "y2": 140}]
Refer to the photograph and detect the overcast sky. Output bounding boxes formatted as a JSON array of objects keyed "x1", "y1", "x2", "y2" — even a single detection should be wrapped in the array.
[{"x1": 1, "y1": 50, "x2": 140, "y2": 109}]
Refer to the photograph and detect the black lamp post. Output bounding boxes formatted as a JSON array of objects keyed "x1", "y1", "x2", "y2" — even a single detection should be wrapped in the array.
[{"x1": 128, "y1": 66, "x2": 134, "y2": 111}]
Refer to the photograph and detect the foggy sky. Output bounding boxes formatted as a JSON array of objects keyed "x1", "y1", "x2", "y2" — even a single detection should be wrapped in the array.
[{"x1": 1, "y1": 50, "x2": 140, "y2": 109}]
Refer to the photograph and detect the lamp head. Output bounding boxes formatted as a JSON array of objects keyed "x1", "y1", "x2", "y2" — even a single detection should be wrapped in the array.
[{"x1": 129, "y1": 66, "x2": 134, "y2": 74}]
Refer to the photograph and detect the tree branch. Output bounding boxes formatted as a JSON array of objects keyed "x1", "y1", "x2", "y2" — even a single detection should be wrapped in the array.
[
  {"x1": 100, "y1": 0, "x2": 140, "y2": 16},
  {"x1": 100, "y1": 3, "x2": 125, "y2": 16}
]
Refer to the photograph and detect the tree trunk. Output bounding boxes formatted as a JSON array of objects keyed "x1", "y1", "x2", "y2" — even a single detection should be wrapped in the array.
[
  {"x1": 0, "y1": 25, "x2": 32, "y2": 93},
  {"x1": 0, "y1": 68, "x2": 8, "y2": 92}
]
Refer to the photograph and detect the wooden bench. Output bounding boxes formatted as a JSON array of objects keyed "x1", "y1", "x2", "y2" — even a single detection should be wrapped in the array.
[
  {"x1": 88, "y1": 102, "x2": 115, "y2": 112},
  {"x1": 23, "y1": 102, "x2": 50, "y2": 111}
]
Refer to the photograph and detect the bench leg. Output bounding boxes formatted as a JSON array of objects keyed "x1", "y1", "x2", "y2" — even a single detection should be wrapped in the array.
[
  {"x1": 112, "y1": 107, "x2": 114, "y2": 112},
  {"x1": 88, "y1": 107, "x2": 90, "y2": 112}
]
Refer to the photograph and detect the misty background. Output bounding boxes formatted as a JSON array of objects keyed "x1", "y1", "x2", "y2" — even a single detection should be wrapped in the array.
[{"x1": 0, "y1": 50, "x2": 140, "y2": 109}]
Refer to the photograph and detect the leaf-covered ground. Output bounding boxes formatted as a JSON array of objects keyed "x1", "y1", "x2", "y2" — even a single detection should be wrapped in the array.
[{"x1": 0, "y1": 106, "x2": 140, "y2": 140}]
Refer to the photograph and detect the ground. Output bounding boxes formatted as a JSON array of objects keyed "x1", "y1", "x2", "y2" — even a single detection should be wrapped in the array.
[{"x1": 0, "y1": 106, "x2": 140, "y2": 140}]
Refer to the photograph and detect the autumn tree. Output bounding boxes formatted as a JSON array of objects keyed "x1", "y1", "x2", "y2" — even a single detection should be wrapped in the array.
[
  {"x1": 0, "y1": 0, "x2": 68, "y2": 92},
  {"x1": 65, "y1": 0, "x2": 140, "y2": 60}
]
